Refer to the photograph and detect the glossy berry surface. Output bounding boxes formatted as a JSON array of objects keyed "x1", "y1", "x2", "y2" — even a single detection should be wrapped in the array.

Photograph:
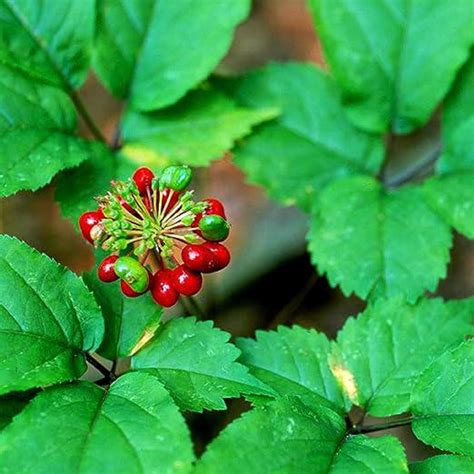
[
  {"x1": 171, "y1": 265, "x2": 202, "y2": 296},
  {"x1": 151, "y1": 270, "x2": 179, "y2": 307},
  {"x1": 97, "y1": 255, "x2": 119, "y2": 282},
  {"x1": 79, "y1": 210, "x2": 104, "y2": 244},
  {"x1": 133, "y1": 167, "x2": 155, "y2": 195},
  {"x1": 202, "y1": 242, "x2": 231, "y2": 270},
  {"x1": 199, "y1": 215, "x2": 230, "y2": 242}
]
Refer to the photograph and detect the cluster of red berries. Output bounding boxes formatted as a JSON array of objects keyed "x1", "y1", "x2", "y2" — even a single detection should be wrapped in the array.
[{"x1": 79, "y1": 166, "x2": 231, "y2": 307}]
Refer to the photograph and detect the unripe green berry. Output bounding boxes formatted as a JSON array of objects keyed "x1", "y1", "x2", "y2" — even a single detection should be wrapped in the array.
[
  {"x1": 159, "y1": 165, "x2": 192, "y2": 191},
  {"x1": 199, "y1": 215, "x2": 230, "y2": 242},
  {"x1": 114, "y1": 256, "x2": 149, "y2": 292}
]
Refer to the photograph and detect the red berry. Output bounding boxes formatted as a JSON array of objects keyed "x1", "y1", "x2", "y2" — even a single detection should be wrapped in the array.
[
  {"x1": 151, "y1": 270, "x2": 179, "y2": 307},
  {"x1": 192, "y1": 198, "x2": 226, "y2": 234},
  {"x1": 121, "y1": 280, "x2": 145, "y2": 298},
  {"x1": 182, "y1": 244, "x2": 216, "y2": 273},
  {"x1": 98, "y1": 255, "x2": 119, "y2": 282},
  {"x1": 133, "y1": 167, "x2": 155, "y2": 195},
  {"x1": 202, "y1": 242, "x2": 231, "y2": 271},
  {"x1": 171, "y1": 265, "x2": 202, "y2": 296},
  {"x1": 79, "y1": 210, "x2": 104, "y2": 244},
  {"x1": 161, "y1": 188, "x2": 180, "y2": 211}
]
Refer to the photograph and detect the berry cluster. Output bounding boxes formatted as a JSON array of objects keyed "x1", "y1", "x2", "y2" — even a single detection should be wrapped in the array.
[{"x1": 79, "y1": 166, "x2": 231, "y2": 307}]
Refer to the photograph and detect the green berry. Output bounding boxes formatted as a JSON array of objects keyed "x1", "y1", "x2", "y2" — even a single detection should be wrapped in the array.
[
  {"x1": 159, "y1": 165, "x2": 192, "y2": 191},
  {"x1": 198, "y1": 215, "x2": 230, "y2": 242},
  {"x1": 114, "y1": 256, "x2": 149, "y2": 292}
]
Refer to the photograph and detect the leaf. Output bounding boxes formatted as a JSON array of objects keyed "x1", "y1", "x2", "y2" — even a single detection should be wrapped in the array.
[
  {"x1": 83, "y1": 271, "x2": 162, "y2": 360},
  {"x1": 94, "y1": 0, "x2": 250, "y2": 110},
  {"x1": 0, "y1": 64, "x2": 93, "y2": 197},
  {"x1": 55, "y1": 149, "x2": 136, "y2": 226},
  {"x1": 331, "y1": 435, "x2": 408, "y2": 474},
  {"x1": 195, "y1": 396, "x2": 408, "y2": 473},
  {"x1": 308, "y1": 0, "x2": 474, "y2": 134},
  {"x1": 131, "y1": 317, "x2": 275, "y2": 412},
  {"x1": 0, "y1": 235, "x2": 104, "y2": 395},
  {"x1": 0, "y1": 372, "x2": 195, "y2": 473},
  {"x1": 424, "y1": 56, "x2": 474, "y2": 238},
  {"x1": 308, "y1": 176, "x2": 452, "y2": 301},
  {"x1": 411, "y1": 455, "x2": 474, "y2": 474},
  {"x1": 411, "y1": 341, "x2": 474, "y2": 456},
  {"x1": 121, "y1": 88, "x2": 278, "y2": 167},
  {"x1": 219, "y1": 62, "x2": 384, "y2": 210},
  {"x1": 237, "y1": 325, "x2": 346, "y2": 412},
  {"x1": 0, "y1": 0, "x2": 94, "y2": 88},
  {"x1": 332, "y1": 297, "x2": 474, "y2": 416}
]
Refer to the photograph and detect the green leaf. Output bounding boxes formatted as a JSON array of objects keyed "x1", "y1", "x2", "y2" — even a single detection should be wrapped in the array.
[
  {"x1": 331, "y1": 435, "x2": 408, "y2": 474},
  {"x1": 0, "y1": 235, "x2": 104, "y2": 395},
  {"x1": 121, "y1": 88, "x2": 278, "y2": 167},
  {"x1": 55, "y1": 149, "x2": 136, "y2": 226},
  {"x1": 308, "y1": 176, "x2": 452, "y2": 301},
  {"x1": 195, "y1": 397, "x2": 408, "y2": 473},
  {"x1": 411, "y1": 455, "x2": 474, "y2": 474},
  {"x1": 220, "y1": 62, "x2": 384, "y2": 210},
  {"x1": 424, "y1": 56, "x2": 474, "y2": 238},
  {"x1": 411, "y1": 341, "x2": 474, "y2": 455},
  {"x1": 0, "y1": 64, "x2": 93, "y2": 197},
  {"x1": 424, "y1": 174, "x2": 474, "y2": 239},
  {"x1": 132, "y1": 317, "x2": 275, "y2": 412},
  {"x1": 83, "y1": 271, "x2": 162, "y2": 360},
  {"x1": 333, "y1": 297, "x2": 474, "y2": 416},
  {"x1": 237, "y1": 325, "x2": 346, "y2": 412},
  {"x1": 0, "y1": 372, "x2": 194, "y2": 473},
  {"x1": 308, "y1": 0, "x2": 474, "y2": 134},
  {"x1": 0, "y1": 0, "x2": 94, "y2": 88},
  {"x1": 94, "y1": 0, "x2": 250, "y2": 110}
]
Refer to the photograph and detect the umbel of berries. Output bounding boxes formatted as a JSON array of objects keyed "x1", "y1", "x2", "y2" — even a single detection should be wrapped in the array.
[{"x1": 79, "y1": 165, "x2": 231, "y2": 307}]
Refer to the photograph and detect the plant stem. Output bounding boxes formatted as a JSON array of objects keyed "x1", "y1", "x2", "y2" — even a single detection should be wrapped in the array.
[
  {"x1": 385, "y1": 145, "x2": 441, "y2": 188},
  {"x1": 185, "y1": 295, "x2": 206, "y2": 320},
  {"x1": 349, "y1": 416, "x2": 413, "y2": 434},
  {"x1": 85, "y1": 353, "x2": 113, "y2": 381},
  {"x1": 70, "y1": 90, "x2": 107, "y2": 143}
]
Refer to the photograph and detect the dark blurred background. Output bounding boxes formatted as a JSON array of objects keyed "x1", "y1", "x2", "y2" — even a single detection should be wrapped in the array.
[{"x1": 2, "y1": 0, "x2": 473, "y2": 461}]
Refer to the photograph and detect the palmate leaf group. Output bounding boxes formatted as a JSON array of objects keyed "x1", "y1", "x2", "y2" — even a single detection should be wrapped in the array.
[{"x1": 1, "y1": 0, "x2": 474, "y2": 471}]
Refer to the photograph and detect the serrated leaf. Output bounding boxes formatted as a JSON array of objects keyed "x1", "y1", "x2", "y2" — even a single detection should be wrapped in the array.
[
  {"x1": 83, "y1": 271, "x2": 162, "y2": 360},
  {"x1": 220, "y1": 62, "x2": 384, "y2": 210},
  {"x1": 308, "y1": 0, "x2": 474, "y2": 134},
  {"x1": 0, "y1": 235, "x2": 104, "y2": 395},
  {"x1": 411, "y1": 341, "x2": 474, "y2": 455},
  {"x1": 331, "y1": 435, "x2": 408, "y2": 474},
  {"x1": 195, "y1": 397, "x2": 408, "y2": 473},
  {"x1": 410, "y1": 455, "x2": 474, "y2": 474},
  {"x1": 121, "y1": 88, "x2": 278, "y2": 167},
  {"x1": 0, "y1": 372, "x2": 194, "y2": 473},
  {"x1": 308, "y1": 176, "x2": 452, "y2": 301},
  {"x1": 424, "y1": 174, "x2": 474, "y2": 239},
  {"x1": 0, "y1": 0, "x2": 94, "y2": 88},
  {"x1": 55, "y1": 149, "x2": 136, "y2": 226},
  {"x1": 94, "y1": 0, "x2": 250, "y2": 111},
  {"x1": 424, "y1": 56, "x2": 474, "y2": 238},
  {"x1": 237, "y1": 325, "x2": 346, "y2": 412},
  {"x1": 0, "y1": 64, "x2": 93, "y2": 197},
  {"x1": 132, "y1": 317, "x2": 275, "y2": 412},
  {"x1": 333, "y1": 297, "x2": 474, "y2": 416}
]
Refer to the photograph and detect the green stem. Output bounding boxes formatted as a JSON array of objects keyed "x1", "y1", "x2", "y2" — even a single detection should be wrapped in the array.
[{"x1": 70, "y1": 90, "x2": 107, "y2": 143}]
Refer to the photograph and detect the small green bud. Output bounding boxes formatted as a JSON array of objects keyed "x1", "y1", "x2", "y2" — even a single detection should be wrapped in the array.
[
  {"x1": 181, "y1": 215, "x2": 195, "y2": 226},
  {"x1": 115, "y1": 256, "x2": 149, "y2": 292},
  {"x1": 184, "y1": 233, "x2": 200, "y2": 243},
  {"x1": 199, "y1": 215, "x2": 230, "y2": 242},
  {"x1": 159, "y1": 165, "x2": 192, "y2": 191}
]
